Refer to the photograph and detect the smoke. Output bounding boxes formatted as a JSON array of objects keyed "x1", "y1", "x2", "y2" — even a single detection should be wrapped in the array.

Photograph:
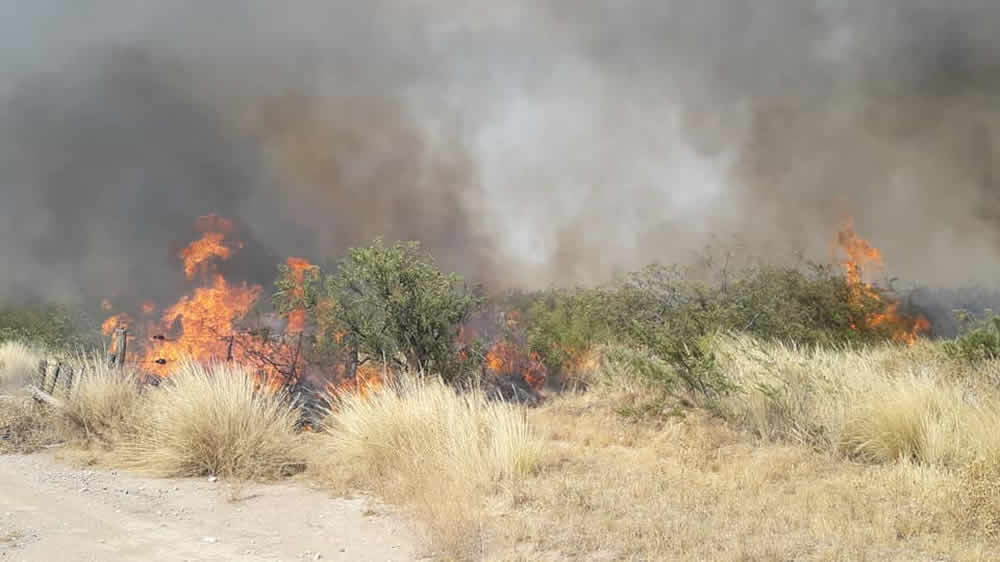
[{"x1": 2, "y1": 1, "x2": 1000, "y2": 309}]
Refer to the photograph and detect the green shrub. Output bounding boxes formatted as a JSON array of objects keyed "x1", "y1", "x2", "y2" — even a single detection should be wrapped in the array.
[
  {"x1": 943, "y1": 310, "x2": 1000, "y2": 362},
  {"x1": 0, "y1": 302, "x2": 92, "y2": 350},
  {"x1": 516, "y1": 261, "x2": 898, "y2": 401},
  {"x1": 275, "y1": 239, "x2": 482, "y2": 381}
]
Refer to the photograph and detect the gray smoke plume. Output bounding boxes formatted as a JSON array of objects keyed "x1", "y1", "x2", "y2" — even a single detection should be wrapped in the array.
[{"x1": 2, "y1": 1, "x2": 1000, "y2": 312}]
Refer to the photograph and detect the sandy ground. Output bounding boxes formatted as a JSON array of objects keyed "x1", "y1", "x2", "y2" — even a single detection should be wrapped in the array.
[{"x1": 0, "y1": 453, "x2": 426, "y2": 562}]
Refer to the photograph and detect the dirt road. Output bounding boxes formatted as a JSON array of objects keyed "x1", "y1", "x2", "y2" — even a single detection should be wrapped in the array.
[{"x1": 0, "y1": 453, "x2": 425, "y2": 562}]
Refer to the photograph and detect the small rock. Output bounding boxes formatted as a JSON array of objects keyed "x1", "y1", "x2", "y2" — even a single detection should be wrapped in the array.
[
  {"x1": 202, "y1": 537, "x2": 218, "y2": 544},
  {"x1": 79, "y1": 487, "x2": 88, "y2": 493},
  {"x1": 208, "y1": 476, "x2": 218, "y2": 483},
  {"x1": 314, "y1": 554, "x2": 323, "y2": 560}
]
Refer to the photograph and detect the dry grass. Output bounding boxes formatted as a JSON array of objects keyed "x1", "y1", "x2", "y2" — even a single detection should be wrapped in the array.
[
  {"x1": 479, "y1": 393, "x2": 992, "y2": 561},
  {"x1": 397, "y1": 337, "x2": 1000, "y2": 560},
  {"x1": 0, "y1": 395, "x2": 59, "y2": 453},
  {"x1": 310, "y1": 375, "x2": 542, "y2": 559},
  {"x1": 0, "y1": 341, "x2": 43, "y2": 393},
  {"x1": 119, "y1": 361, "x2": 303, "y2": 480},
  {"x1": 60, "y1": 354, "x2": 144, "y2": 443},
  {"x1": 714, "y1": 334, "x2": 1000, "y2": 470},
  {"x1": 0, "y1": 341, "x2": 57, "y2": 452}
]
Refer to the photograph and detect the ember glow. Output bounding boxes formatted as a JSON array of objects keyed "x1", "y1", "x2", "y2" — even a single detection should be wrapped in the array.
[
  {"x1": 485, "y1": 340, "x2": 547, "y2": 391},
  {"x1": 836, "y1": 221, "x2": 930, "y2": 345}
]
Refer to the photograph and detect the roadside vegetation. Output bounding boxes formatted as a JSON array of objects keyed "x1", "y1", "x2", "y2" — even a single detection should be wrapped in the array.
[{"x1": 3, "y1": 239, "x2": 1000, "y2": 560}]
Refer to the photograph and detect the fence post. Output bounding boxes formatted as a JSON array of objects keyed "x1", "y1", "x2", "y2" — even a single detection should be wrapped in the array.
[
  {"x1": 37, "y1": 359, "x2": 48, "y2": 389},
  {"x1": 49, "y1": 363, "x2": 62, "y2": 394},
  {"x1": 63, "y1": 365, "x2": 74, "y2": 395},
  {"x1": 108, "y1": 327, "x2": 128, "y2": 368}
]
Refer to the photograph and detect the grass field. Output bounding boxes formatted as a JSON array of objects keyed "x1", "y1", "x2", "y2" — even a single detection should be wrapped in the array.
[{"x1": 3, "y1": 335, "x2": 1000, "y2": 560}]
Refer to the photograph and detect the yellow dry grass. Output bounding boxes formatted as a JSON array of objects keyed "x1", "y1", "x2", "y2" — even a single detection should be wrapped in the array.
[
  {"x1": 715, "y1": 334, "x2": 1000, "y2": 470},
  {"x1": 480, "y1": 393, "x2": 992, "y2": 561},
  {"x1": 310, "y1": 375, "x2": 542, "y2": 559},
  {"x1": 118, "y1": 361, "x2": 303, "y2": 480},
  {"x1": 0, "y1": 341, "x2": 42, "y2": 392},
  {"x1": 60, "y1": 353, "x2": 144, "y2": 443},
  {"x1": 446, "y1": 337, "x2": 1000, "y2": 560}
]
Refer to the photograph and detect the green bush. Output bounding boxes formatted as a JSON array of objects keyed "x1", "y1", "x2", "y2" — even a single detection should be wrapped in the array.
[
  {"x1": 0, "y1": 302, "x2": 91, "y2": 350},
  {"x1": 943, "y1": 310, "x2": 1000, "y2": 362},
  {"x1": 517, "y1": 261, "x2": 898, "y2": 400},
  {"x1": 275, "y1": 239, "x2": 482, "y2": 381}
]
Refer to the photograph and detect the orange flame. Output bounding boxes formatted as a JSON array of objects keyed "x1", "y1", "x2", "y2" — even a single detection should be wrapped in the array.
[
  {"x1": 144, "y1": 275, "x2": 262, "y2": 375},
  {"x1": 180, "y1": 231, "x2": 232, "y2": 279},
  {"x1": 284, "y1": 257, "x2": 314, "y2": 333},
  {"x1": 836, "y1": 221, "x2": 929, "y2": 345},
  {"x1": 101, "y1": 313, "x2": 131, "y2": 336},
  {"x1": 485, "y1": 340, "x2": 547, "y2": 391}
]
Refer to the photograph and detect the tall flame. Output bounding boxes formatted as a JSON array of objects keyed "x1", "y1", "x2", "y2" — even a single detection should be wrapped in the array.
[
  {"x1": 836, "y1": 220, "x2": 930, "y2": 345},
  {"x1": 144, "y1": 275, "x2": 262, "y2": 375}
]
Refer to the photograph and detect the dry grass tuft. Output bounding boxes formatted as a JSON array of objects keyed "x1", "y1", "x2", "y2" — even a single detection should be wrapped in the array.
[
  {"x1": 0, "y1": 342, "x2": 58, "y2": 452},
  {"x1": 0, "y1": 341, "x2": 43, "y2": 393},
  {"x1": 0, "y1": 396, "x2": 58, "y2": 453},
  {"x1": 311, "y1": 375, "x2": 542, "y2": 559},
  {"x1": 120, "y1": 361, "x2": 303, "y2": 480},
  {"x1": 60, "y1": 354, "x2": 144, "y2": 444}
]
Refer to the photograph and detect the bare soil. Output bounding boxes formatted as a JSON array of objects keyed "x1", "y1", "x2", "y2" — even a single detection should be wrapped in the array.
[{"x1": 0, "y1": 453, "x2": 425, "y2": 562}]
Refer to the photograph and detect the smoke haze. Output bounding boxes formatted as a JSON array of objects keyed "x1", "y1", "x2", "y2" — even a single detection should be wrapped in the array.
[{"x1": 3, "y1": 1, "x2": 1000, "y2": 308}]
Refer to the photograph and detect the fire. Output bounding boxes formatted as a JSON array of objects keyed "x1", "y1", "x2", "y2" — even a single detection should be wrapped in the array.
[
  {"x1": 836, "y1": 220, "x2": 929, "y2": 345},
  {"x1": 325, "y1": 361, "x2": 387, "y2": 398},
  {"x1": 99, "y1": 215, "x2": 274, "y2": 376},
  {"x1": 101, "y1": 313, "x2": 131, "y2": 336},
  {"x1": 485, "y1": 340, "x2": 547, "y2": 391},
  {"x1": 284, "y1": 257, "x2": 314, "y2": 333},
  {"x1": 144, "y1": 275, "x2": 262, "y2": 375},
  {"x1": 180, "y1": 233, "x2": 231, "y2": 279}
]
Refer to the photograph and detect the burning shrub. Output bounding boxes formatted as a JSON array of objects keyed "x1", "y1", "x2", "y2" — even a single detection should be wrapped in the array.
[
  {"x1": 276, "y1": 239, "x2": 482, "y2": 382},
  {"x1": 120, "y1": 361, "x2": 303, "y2": 479}
]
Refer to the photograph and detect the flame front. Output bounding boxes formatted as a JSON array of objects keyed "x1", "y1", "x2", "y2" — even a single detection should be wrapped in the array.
[
  {"x1": 144, "y1": 275, "x2": 262, "y2": 375},
  {"x1": 836, "y1": 220, "x2": 929, "y2": 345},
  {"x1": 284, "y1": 257, "x2": 314, "y2": 333}
]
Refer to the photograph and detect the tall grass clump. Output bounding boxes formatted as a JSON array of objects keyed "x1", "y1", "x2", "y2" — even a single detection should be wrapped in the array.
[
  {"x1": 0, "y1": 341, "x2": 43, "y2": 392},
  {"x1": 315, "y1": 375, "x2": 541, "y2": 557},
  {"x1": 715, "y1": 334, "x2": 1000, "y2": 469},
  {"x1": 0, "y1": 397, "x2": 55, "y2": 453},
  {"x1": 121, "y1": 361, "x2": 302, "y2": 480},
  {"x1": 60, "y1": 354, "x2": 144, "y2": 443}
]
